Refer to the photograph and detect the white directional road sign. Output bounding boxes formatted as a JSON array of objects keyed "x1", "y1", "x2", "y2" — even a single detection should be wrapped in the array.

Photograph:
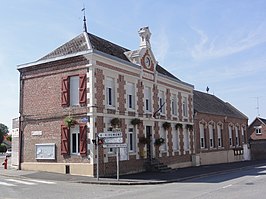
[
  {"x1": 103, "y1": 144, "x2": 127, "y2": 148},
  {"x1": 98, "y1": 131, "x2": 122, "y2": 138},
  {"x1": 104, "y1": 137, "x2": 123, "y2": 144}
]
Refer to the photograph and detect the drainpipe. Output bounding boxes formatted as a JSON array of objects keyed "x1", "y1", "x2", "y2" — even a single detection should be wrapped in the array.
[{"x1": 18, "y1": 72, "x2": 24, "y2": 170}]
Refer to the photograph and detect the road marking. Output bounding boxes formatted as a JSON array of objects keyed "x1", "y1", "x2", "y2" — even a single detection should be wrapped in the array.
[
  {"x1": 255, "y1": 175, "x2": 260, "y2": 178},
  {"x1": 26, "y1": 179, "x2": 56, "y2": 184},
  {"x1": 0, "y1": 181, "x2": 16, "y2": 186},
  {"x1": 6, "y1": 179, "x2": 36, "y2": 185},
  {"x1": 222, "y1": 184, "x2": 232, "y2": 189}
]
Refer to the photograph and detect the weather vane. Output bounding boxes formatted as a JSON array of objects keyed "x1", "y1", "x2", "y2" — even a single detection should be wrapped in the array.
[{"x1": 82, "y1": 5, "x2": 87, "y2": 32}]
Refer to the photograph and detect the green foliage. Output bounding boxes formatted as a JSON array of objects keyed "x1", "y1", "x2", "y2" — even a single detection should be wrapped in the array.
[
  {"x1": 154, "y1": 137, "x2": 165, "y2": 145},
  {"x1": 6, "y1": 135, "x2": 12, "y2": 142},
  {"x1": 131, "y1": 118, "x2": 142, "y2": 126},
  {"x1": 0, "y1": 144, "x2": 7, "y2": 153},
  {"x1": 162, "y1": 122, "x2": 171, "y2": 130},
  {"x1": 0, "y1": 123, "x2": 8, "y2": 144},
  {"x1": 64, "y1": 116, "x2": 77, "y2": 128},
  {"x1": 175, "y1": 123, "x2": 183, "y2": 130},
  {"x1": 110, "y1": 118, "x2": 120, "y2": 127}
]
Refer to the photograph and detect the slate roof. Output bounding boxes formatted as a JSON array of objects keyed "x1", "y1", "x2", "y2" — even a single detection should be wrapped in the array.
[
  {"x1": 258, "y1": 117, "x2": 266, "y2": 125},
  {"x1": 38, "y1": 32, "x2": 181, "y2": 82},
  {"x1": 193, "y1": 90, "x2": 247, "y2": 119}
]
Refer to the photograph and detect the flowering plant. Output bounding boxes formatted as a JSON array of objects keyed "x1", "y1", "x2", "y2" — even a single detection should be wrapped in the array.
[{"x1": 154, "y1": 137, "x2": 165, "y2": 145}]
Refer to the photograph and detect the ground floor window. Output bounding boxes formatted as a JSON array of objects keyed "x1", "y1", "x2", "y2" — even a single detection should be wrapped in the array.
[{"x1": 70, "y1": 125, "x2": 80, "y2": 154}]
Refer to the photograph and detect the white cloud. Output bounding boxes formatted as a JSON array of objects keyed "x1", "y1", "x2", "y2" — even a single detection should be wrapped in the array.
[{"x1": 190, "y1": 24, "x2": 266, "y2": 60}]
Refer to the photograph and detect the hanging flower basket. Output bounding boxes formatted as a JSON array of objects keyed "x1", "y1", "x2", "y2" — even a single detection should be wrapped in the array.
[
  {"x1": 186, "y1": 124, "x2": 193, "y2": 131},
  {"x1": 162, "y1": 122, "x2": 171, "y2": 130},
  {"x1": 154, "y1": 137, "x2": 165, "y2": 145},
  {"x1": 131, "y1": 118, "x2": 142, "y2": 126},
  {"x1": 139, "y1": 136, "x2": 150, "y2": 145},
  {"x1": 110, "y1": 118, "x2": 120, "y2": 127},
  {"x1": 175, "y1": 123, "x2": 183, "y2": 130},
  {"x1": 64, "y1": 116, "x2": 77, "y2": 128}
]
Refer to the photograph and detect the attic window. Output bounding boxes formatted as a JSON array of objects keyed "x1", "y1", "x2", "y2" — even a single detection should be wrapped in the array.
[{"x1": 255, "y1": 126, "x2": 262, "y2": 134}]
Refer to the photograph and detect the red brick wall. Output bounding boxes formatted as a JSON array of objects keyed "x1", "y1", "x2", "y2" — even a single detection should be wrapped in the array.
[
  {"x1": 194, "y1": 112, "x2": 248, "y2": 154},
  {"x1": 20, "y1": 56, "x2": 89, "y2": 163}
]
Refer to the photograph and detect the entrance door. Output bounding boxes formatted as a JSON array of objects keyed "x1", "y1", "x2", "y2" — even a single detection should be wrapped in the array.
[{"x1": 146, "y1": 126, "x2": 152, "y2": 161}]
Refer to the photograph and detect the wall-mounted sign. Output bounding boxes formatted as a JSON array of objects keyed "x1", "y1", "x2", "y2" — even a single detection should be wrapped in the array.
[
  {"x1": 31, "y1": 131, "x2": 42, "y2": 136},
  {"x1": 35, "y1": 143, "x2": 56, "y2": 160}
]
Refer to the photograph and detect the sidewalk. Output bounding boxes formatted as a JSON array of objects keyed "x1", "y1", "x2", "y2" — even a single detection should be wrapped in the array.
[{"x1": 1, "y1": 160, "x2": 266, "y2": 185}]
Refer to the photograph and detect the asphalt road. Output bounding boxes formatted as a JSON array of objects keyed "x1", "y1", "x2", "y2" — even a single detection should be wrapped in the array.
[{"x1": 1, "y1": 163, "x2": 266, "y2": 199}]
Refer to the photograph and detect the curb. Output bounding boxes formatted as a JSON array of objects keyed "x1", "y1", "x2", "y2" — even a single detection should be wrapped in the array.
[{"x1": 1, "y1": 161, "x2": 265, "y2": 186}]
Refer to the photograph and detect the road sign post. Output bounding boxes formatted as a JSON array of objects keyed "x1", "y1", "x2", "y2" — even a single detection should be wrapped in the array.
[{"x1": 97, "y1": 131, "x2": 126, "y2": 181}]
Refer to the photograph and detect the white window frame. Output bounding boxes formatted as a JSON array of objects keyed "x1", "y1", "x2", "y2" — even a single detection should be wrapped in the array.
[
  {"x1": 159, "y1": 90, "x2": 165, "y2": 115},
  {"x1": 70, "y1": 125, "x2": 80, "y2": 155},
  {"x1": 184, "y1": 128, "x2": 189, "y2": 151},
  {"x1": 171, "y1": 94, "x2": 177, "y2": 116},
  {"x1": 144, "y1": 86, "x2": 152, "y2": 113},
  {"x1": 128, "y1": 127, "x2": 136, "y2": 153},
  {"x1": 127, "y1": 82, "x2": 135, "y2": 110},
  {"x1": 200, "y1": 124, "x2": 205, "y2": 148},
  {"x1": 217, "y1": 125, "x2": 222, "y2": 147},
  {"x1": 209, "y1": 124, "x2": 214, "y2": 148},
  {"x1": 241, "y1": 127, "x2": 245, "y2": 143},
  {"x1": 106, "y1": 77, "x2": 115, "y2": 107},
  {"x1": 161, "y1": 129, "x2": 167, "y2": 151},
  {"x1": 255, "y1": 126, "x2": 262, "y2": 134},
  {"x1": 70, "y1": 76, "x2": 79, "y2": 106},
  {"x1": 182, "y1": 96, "x2": 188, "y2": 118},
  {"x1": 172, "y1": 128, "x2": 179, "y2": 151},
  {"x1": 229, "y1": 126, "x2": 233, "y2": 146},
  {"x1": 235, "y1": 126, "x2": 239, "y2": 146}
]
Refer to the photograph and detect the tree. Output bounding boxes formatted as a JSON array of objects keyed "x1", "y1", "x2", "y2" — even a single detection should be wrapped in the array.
[{"x1": 0, "y1": 123, "x2": 9, "y2": 144}]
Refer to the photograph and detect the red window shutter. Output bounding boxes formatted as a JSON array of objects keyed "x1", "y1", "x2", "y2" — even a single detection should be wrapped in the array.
[
  {"x1": 61, "y1": 125, "x2": 70, "y2": 155},
  {"x1": 79, "y1": 74, "x2": 87, "y2": 105},
  {"x1": 79, "y1": 124, "x2": 87, "y2": 156},
  {"x1": 61, "y1": 76, "x2": 70, "y2": 106}
]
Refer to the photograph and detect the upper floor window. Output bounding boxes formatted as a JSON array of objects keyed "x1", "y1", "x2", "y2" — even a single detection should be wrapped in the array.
[
  {"x1": 70, "y1": 76, "x2": 79, "y2": 106},
  {"x1": 127, "y1": 82, "x2": 135, "y2": 110},
  {"x1": 171, "y1": 94, "x2": 177, "y2": 116},
  {"x1": 106, "y1": 77, "x2": 115, "y2": 107},
  {"x1": 255, "y1": 126, "x2": 262, "y2": 134},
  {"x1": 144, "y1": 86, "x2": 152, "y2": 112},
  {"x1": 159, "y1": 90, "x2": 165, "y2": 114},
  {"x1": 61, "y1": 74, "x2": 87, "y2": 107},
  {"x1": 182, "y1": 96, "x2": 188, "y2": 117}
]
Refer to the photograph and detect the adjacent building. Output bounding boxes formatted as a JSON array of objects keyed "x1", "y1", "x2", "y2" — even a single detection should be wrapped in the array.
[
  {"x1": 193, "y1": 90, "x2": 249, "y2": 165},
  {"x1": 18, "y1": 27, "x2": 195, "y2": 176},
  {"x1": 248, "y1": 117, "x2": 266, "y2": 160}
]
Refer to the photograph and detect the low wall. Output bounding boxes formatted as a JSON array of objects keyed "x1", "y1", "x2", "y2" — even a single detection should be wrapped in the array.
[{"x1": 21, "y1": 162, "x2": 94, "y2": 176}]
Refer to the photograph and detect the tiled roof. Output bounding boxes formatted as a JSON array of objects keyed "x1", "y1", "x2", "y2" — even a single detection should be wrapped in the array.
[
  {"x1": 193, "y1": 90, "x2": 247, "y2": 119},
  {"x1": 250, "y1": 132, "x2": 266, "y2": 140},
  {"x1": 38, "y1": 32, "x2": 180, "y2": 81}
]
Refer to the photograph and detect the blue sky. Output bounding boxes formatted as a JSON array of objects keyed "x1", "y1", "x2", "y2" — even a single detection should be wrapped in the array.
[{"x1": 0, "y1": 0, "x2": 265, "y2": 129}]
